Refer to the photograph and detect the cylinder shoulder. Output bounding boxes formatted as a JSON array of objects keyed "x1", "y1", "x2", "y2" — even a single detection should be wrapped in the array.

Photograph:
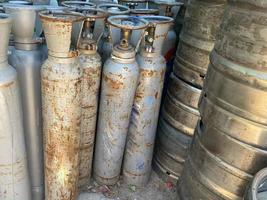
[
  {"x1": 137, "y1": 54, "x2": 166, "y2": 71},
  {"x1": 103, "y1": 58, "x2": 139, "y2": 75},
  {"x1": 79, "y1": 53, "x2": 102, "y2": 69},
  {"x1": 41, "y1": 57, "x2": 82, "y2": 80}
]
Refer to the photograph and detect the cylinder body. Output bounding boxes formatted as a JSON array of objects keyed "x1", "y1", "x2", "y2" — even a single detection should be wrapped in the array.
[
  {"x1": 8, "y1": 46, "x2": 44, "y2": 200},
  {"x1": 178, "y1": 0, "x2": 267, "y2": 199},
  {"x1": 122, "y1": 53, "x2": 165, "y2": 186},
  {"x1": 78, "y1": 51, "x2": 102, "y2": 186},
  {"x1": 93, "y1": 56, "x2": 139, "y2": 185},
  {"x1": 0, "y1": 13, "x2": 31, "y2": 200},
  {"x1": 42, "y1": 56, "x2": 82, "y2": 200},
  {"x1": 0, "y1": 62, "x2": 32, "y2": 200}
]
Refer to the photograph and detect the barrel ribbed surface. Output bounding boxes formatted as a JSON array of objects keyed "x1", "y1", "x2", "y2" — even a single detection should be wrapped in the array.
[
  {"x1": 178, "y1": 1, "x2": 267, "y2": 199},
  {"x1": 153, "y1": 0, "x2": 226, "y2": 182}
]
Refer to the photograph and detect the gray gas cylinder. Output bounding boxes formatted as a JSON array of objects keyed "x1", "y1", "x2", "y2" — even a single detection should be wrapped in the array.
[
  {"x1": 122, "y1": 15, "x2": 173, "y2": 186},
  {"x1": 39, "y1": 10, "x2": 84, "y2": 200},
  {"x1": 96, "y1": 4, "x2": 130, "y2": 62},
  {"x1": 93, "y1": 15, "x2": 148, "y2": 185},
  {"x1": 0, "y1": 13, "x2": 31, "y2": 200},
  {"x1": 75, "y1": 8, "x2": 107, "y2": 187},
  {"x1": 4, "y1": 5, "x2": 45, "y2": 200}
]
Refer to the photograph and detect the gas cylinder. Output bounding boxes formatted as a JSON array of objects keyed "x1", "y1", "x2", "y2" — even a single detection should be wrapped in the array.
[
  {"x1": 0, "y1": 13, "x2": 31, "y2": 200},
  {"x1": 39, "y1": 10, "x2": 84, "y2": 200},
  {"x1": 62, "y1": 1, "x2": 96, "y2": 9},
  {"x1": 130, "y1": 8, "x2": 159, "y2": 16},
  {"x1": 156, "y1": 1, "x2": 182, "y2": 59},
  {"x1": 4, "y1": 5, "x2": 45, "y2": 200},
  {"x1": 119, "y1": 0, "x2": 148, "y2": 9},
  {"x1": 93, "y1": 15, "x2": 148, "y2": 185},
  {"x1": 96, "y1": 4, "x2": 130, "y2": 62},
  {"x1": 122, "y1": 16, "x2": 173, "y2": 186},
  {"x1": 76, "y1": 8, "x2": 107, "y2": 187}
]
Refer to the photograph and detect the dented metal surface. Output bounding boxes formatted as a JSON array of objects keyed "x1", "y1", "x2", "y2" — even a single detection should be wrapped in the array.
[
  {"x1": 178, "y1": 1, "x2": 267, "y2": 199},
  {"x1": 40, "y1": 11, "x2": 83, "y2": 200},
  {"x1": 173, "y1": 0, "x2": 226, "y2": 88},
  {"x1": 0, "y1": 13, "x2": 32, "y2": 200},
  {"x1": 122, "y1": 15, "x2": 173, "y2": 186},
  {"x1": 93, "y1": 15, "x2": 148, "y2": 185}
]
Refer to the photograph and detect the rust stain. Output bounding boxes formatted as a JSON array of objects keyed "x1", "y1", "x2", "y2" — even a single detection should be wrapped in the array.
[
  {"x1": 140, "y1": 69, "x2": 157, "y2": 77},
  {"x1": 103, "y1": 74, "x2": 124, "y2": 89},
  {"x1": 1, "y1": 81, "x2": 15, "y2": 88}
]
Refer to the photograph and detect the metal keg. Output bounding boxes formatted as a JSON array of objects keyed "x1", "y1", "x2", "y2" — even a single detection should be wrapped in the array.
[
  {"x1": 0, "y1": 13, "x2": 31, "y2": 200},
  {"x1": 173, "y1": 0, "x2": 226, "y2": 88},
  {"x1": 153, "y1": 73, "x2": 201, "y2": 182},
  {"x1": 93, "y1": 15, "x2": 148, "y2": 185},
  {"x1": 153, "y1": 0, "x2": 226, "y2": 183},
  {"x1": 40, "y1": 10, "x2": 84, "y2": 200},
  {"x1": 153, "y1": 116, "x2": 191, "y2": 181},
  {"x1": 178, "y1": 0, "x2": 267, "y2": 199},
  {"x1": 5, "y1": 5, "x2": 45, "y2": 200},
  {"x1": 245, "y1": 168, "x2": 267, "y2": 200}
]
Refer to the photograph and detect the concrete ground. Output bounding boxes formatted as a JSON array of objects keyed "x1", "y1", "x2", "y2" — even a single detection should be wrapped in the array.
[{"x1": 79, "y1": 171, "x2": 178, "y2": 200}]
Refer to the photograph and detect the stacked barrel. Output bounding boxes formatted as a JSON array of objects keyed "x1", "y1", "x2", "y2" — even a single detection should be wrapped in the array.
[
  {"x1": 178, "y1": 0, "x2": 267, "y2": 199},
  {"x1": 153, "y1": 0, "x2": 226, "y2": 181}
]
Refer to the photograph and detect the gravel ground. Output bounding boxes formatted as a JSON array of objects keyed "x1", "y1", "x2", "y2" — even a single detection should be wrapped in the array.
[{"x1": 79, "y1": 171, "x2": 178, "y2": 200}]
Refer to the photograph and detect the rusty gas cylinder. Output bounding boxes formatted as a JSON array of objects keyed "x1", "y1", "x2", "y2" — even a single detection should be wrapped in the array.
[
  {"x1": 122, "y1": 15, "x2": 173, "y2": 186},
  {"x1": 75, "y1": 8, "x2": 107, "y2": 187},
  {"x1": 39, "y1": 10, "x2": 84, "y2": 200},
  {"x1": 0, "y1": 13, "x2": 32, "y2": 200},
  {"x1": 93, "y1": 15, "x2": 148, "y2": 185}
]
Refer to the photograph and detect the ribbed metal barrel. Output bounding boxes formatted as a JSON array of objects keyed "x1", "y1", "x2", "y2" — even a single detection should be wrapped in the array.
[
  {"x1": 153, "y1": 73, "x2": 200, "y2": 181},
  {"x1": 173, "y1": 0, "x2": 226, "y2": 88},
  {"x1": 153, "y1": 0, "x2": 226, "y2": 182},
  {"x1": 178, "y1": 0, "x2": 267, "y2": 199},
  {"x1": 245, "y1": 167, "x2": 267, "y2": 200}
]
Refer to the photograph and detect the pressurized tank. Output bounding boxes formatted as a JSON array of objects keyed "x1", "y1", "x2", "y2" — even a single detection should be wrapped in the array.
[
  {"x1": 96, "y1": 4, "x2": 130, "y2": 62},
  {"x1": 0, "y1": 13, "x2": 31, "y2": 200},
  {"x1": 75, "y1": 8, "x2": 107, "y2": 187},
  {"x1": 93, "y1": 15, "x2": 148, "y2": 185},
  {"x1": 39, "y1": 10, "x2": 84, "y2": 200},
  {"x1": 122, "y1": 15, "x2": 173, "y2": 186},
  {"x1": 5, "y1": 5, "x2": 45, "y2": 200}
]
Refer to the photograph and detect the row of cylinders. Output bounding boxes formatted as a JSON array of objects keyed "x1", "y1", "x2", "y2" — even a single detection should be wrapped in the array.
[
  {"x1": 153, "y1": 0, "x2": 267, "y2": 199},
  {"x1": 0, "y1": 1, "x2": 178, "y2": 200}
]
